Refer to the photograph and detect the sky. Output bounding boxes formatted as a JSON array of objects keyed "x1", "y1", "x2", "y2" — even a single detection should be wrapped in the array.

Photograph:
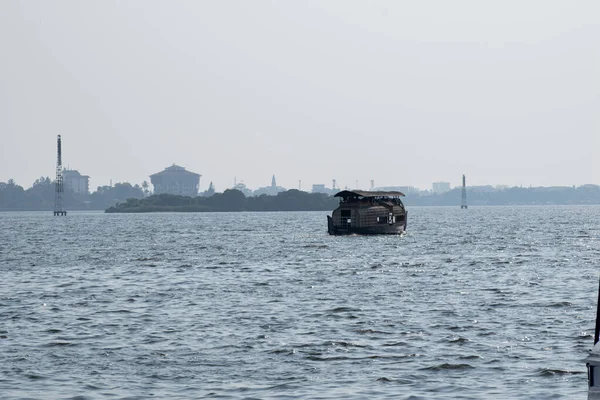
[{"x1": 1, "y1": 1, "x2": 598, "y2": 192}]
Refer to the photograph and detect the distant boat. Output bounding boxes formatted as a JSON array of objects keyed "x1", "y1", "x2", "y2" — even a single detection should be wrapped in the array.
[{"x1": 327, "y1": 190, "x2": 407, "y2": 235}]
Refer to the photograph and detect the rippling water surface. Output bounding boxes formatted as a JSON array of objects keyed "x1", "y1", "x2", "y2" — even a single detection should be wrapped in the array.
[{"x1": 1, "y1": 206, "x2": 600, "y2": 399}]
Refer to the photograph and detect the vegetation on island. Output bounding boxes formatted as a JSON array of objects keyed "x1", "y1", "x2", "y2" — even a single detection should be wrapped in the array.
[
  {"x1": 105, "y1": 189, "x2": 339, "y2": 213},
  {"x1": 0, "y1": 177, "x2": 144, "y2": 211}
]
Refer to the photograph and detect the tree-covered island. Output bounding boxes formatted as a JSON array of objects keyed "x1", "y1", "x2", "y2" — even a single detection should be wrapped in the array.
[{"x1": 105, "y1": 189, "x2": 339, "y2": 213}]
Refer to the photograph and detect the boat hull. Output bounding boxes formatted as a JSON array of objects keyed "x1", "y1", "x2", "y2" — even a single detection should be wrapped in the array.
[{"x1": 327, "y1": 215, "x2": 406, "y2": 235}]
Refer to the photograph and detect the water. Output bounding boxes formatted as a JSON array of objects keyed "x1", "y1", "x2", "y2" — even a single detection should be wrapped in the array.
[{"x1": 1, "y1": 206, "x2": 599, "y2": 399}]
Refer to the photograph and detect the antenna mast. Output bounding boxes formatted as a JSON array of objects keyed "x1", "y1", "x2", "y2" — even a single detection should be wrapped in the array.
[{"x1": 54, "y1": 135, "x2": 67, "y2": 216}]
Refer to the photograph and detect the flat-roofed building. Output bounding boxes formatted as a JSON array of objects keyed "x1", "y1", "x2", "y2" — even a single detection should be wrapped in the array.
[
  {"x1": 63, "y1": 169, "x2": 90, "y2": 194},
  {"x1": 432, "y1": 181, "x2": 451, "y2": 194},
  {"x1": 311, "y1": 184, "x2": 335, "y2": 195},
  {"x1": 376, "y1": 185, "x2": 419, "y2": 194},
  {"x1": 150, "y1": 164, "x2": 201, "y2": 197}
]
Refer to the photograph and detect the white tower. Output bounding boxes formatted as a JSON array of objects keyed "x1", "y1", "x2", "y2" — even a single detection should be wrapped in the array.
[{"x1": 461, "y1": 175, "x2": 468, "y2": 209}]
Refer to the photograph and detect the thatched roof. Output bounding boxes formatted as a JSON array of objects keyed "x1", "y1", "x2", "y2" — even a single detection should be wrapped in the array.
[{"x1": 334, "y1": 190, "x2": 405, "y2": 198}]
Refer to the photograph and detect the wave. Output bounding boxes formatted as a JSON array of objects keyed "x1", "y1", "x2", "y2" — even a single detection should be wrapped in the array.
[
  {"x1": 422, "y1": 363, "x2": 475, "y2": 371},
  {"x1": 449, "y1": 337, "x2": 470, "y2": 343},
  {"x1": 539, "y1": 368, "x2": 585, "y2": 376}
]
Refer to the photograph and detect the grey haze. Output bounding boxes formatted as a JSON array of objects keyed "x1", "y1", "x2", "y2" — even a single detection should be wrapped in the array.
[{"x1": 1, "y1": 1, "x2": 598, "y2": 191}]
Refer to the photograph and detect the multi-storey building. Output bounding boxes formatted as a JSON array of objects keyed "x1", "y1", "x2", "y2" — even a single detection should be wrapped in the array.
[
  {"x1": 63, "y1": 169, "x2": 90, "y2": 194},
  {"x1": 432, "y1": 181, "x2": 451, "y2": 194},
  {"x1": 150, "y1": 164, "x2": 201, "y2": 197}
]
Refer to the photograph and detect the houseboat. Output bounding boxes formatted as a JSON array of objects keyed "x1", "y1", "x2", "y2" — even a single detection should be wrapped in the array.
[{"x1": 327, "y1": 190, "x2": 407, "y2": 235}]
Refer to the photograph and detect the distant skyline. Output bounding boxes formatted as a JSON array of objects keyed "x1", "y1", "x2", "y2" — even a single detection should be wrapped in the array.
[{"x1": 1, "y1": 1, "x2": 598, "y2": 192}]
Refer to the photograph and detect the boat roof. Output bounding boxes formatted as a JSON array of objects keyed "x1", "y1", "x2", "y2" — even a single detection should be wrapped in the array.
[{"x1": 334, "y1": 190, "x2": 405, "y2": 198}]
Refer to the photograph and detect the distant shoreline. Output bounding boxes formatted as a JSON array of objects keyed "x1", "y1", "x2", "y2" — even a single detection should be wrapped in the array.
[
  {"x1": 2, "y1": 184, "x2": 600, "y2": 212},
  {"x1": 105, "y1": 202, "x2": 600, "y2": 213},
  {"x1": 2, "y1": 203, "x2": 600, "y2": 214}
]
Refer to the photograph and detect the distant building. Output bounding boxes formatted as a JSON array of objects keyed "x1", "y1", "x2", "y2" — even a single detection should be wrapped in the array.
[
  {"x1": 253, "y1": 175, "x2": 286, "y2": 196},
  {"x1": 470, "y1": 185, "x2": 495, "y2": 193},
  {"x1": 63, "y1": 170, "x2": 90, "y2": 194},
  {"x1": 312, "y1": 184, "x2": 327, "y2": 193},
  {"x1": 201, "y1": 181, "x2": 215, "y2": 197},
  {"x1": 376, "y1": 186, "x2": 419, "y2": 194},
  {"x1": 432, "y1": 181, "x2": 451, "y2": 194},
  {"x1": 150, "y1": 164, "x2": 201, "y2": 197},
  {"x1": 232, "y1": 182, "x2": 253, "y2": 197},
  {"x1": 311, "y1": 184, "x2": 335, "y2": 195}
]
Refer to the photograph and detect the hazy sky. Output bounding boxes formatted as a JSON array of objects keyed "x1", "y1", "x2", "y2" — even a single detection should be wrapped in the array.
[{"x1": 1, "y1": 1, "x2": 598, "y2": 192}]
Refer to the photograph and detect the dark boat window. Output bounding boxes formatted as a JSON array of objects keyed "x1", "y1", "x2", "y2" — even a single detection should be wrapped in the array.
[
  {"x1": 396, "y1": 215, "x2": 405, "y2": 222},
  {"x1": 341, "y1": 210, "x2": 351, "y2": 217},
  {"x1": 377, "y1": 216, "x2": 388, "y2": 224},
  {"x1": 591, "y1": 364, "x2": 600, "y2": 387}
]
